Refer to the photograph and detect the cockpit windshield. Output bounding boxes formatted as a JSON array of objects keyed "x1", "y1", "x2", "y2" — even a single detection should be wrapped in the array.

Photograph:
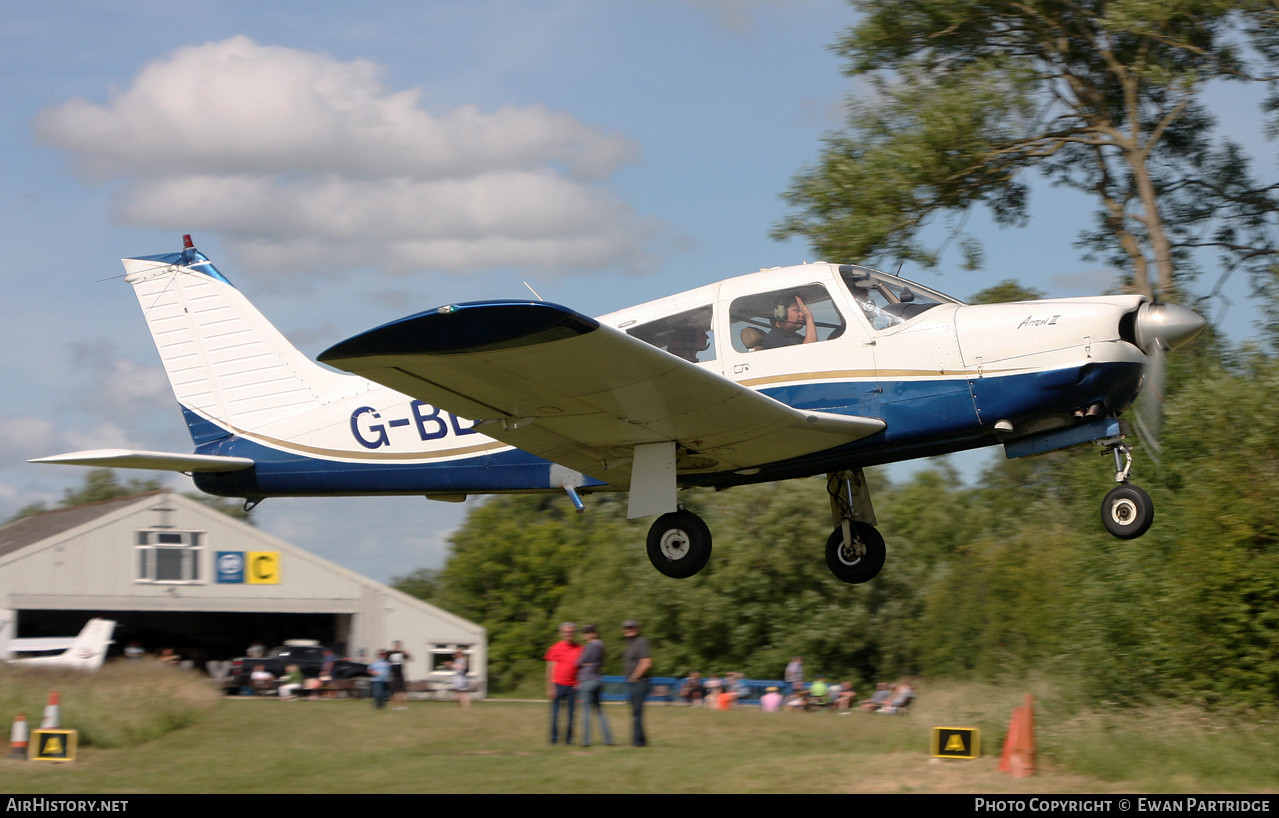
[{"x1": 838, "y1": 265, "x2": 961, "y2": 331}]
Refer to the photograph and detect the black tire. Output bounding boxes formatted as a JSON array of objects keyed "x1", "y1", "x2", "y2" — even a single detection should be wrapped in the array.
[
  {"x1": 1101, "y1": 484, "x2": 1154, "y2": 539},
  {"x1": 646, "y1": 510, "x2": 712, "y2": 578},
  {"x1": 825, "y1": 522, "x2": 886, "y2": 584}
]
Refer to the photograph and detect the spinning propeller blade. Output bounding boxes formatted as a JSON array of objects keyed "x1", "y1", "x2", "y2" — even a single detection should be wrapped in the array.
[{"x1": 1129, "y1": 298, "x2": 1205, "y2": 465}]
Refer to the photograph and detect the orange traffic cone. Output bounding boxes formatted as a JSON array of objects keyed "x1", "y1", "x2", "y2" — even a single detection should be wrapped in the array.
[
  {"x1": 9, "y1": 713, "x2": 29, "y2": 759},
  {"x1": 40, "y1": 691, "x2": 60, "y2": 730},
  {"x1": 999, "y1": 694, "x2": 1035, "y2": 777}
]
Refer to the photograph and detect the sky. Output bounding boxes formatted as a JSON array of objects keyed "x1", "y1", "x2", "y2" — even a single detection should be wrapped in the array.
[{"x1": 1, "y1": 0, "x2": 1270, "y2": 584}]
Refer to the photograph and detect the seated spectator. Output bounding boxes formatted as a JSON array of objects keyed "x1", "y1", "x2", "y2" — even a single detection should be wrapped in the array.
[
  {"x1": 704, "y1": 673, "x2": 723, "y2": 705},
  {"x1": 278, "y1": 664, "x2": 304, "y2": 700},
  {"x1": 808, "y1": 676, "x2": 830, "y2": 709},
  {"x1": 715, "y1": 671, "x2": 746, "y2": 710},
  {"x1": 249, "y1": 664, "x2": 275, "y2": 695},
  {"x1": 679, "y1": 672, "x2": 706, "y2": 707},
  {"x1": 759, "y1": 686, "x2": 784, "y2": 713},
  {"x1": 833, "y1": 681, "x2": 858, "y2": 713},
  {"x1": 877, "y1": 681, "x2": 916, "y2": 715},
  {"x1": 862, "y1": 682, "x2": 893, "y2": 712},
  {"x1": 730, "y1": 672, "x2": 751, "y2": 709},
  {"x1": 786, "y1": 686, "x2": 810, "y2": 712}
]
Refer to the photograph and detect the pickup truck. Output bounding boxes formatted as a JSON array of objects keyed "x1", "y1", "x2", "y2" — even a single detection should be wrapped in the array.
[{"x1": 224, "y1": 641, "x2": 369, "y2": 693}]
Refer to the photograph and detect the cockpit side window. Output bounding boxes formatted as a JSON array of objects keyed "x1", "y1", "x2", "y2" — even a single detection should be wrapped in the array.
[
  {"x1": 626, "y1": 305, "x2": 716, "y2": 363},
  {"x1": 840, "y1": 265, "x2": 946, "y2": 331},
  {"x1": 729, "y1": 284, "x2": 844, "y2": 353}
]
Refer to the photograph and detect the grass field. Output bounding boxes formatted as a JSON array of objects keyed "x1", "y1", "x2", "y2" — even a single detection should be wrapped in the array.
[{"x1": 4, "y1": 682, "x2": 1278, "y2": 794}]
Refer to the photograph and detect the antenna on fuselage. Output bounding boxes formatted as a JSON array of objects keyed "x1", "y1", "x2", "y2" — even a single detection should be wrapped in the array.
[{"x1": 523, "y1": 281, "x2": 544, "y2": 301}]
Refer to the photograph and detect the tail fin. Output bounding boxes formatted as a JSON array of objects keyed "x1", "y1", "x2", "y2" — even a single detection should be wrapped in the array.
[
  {"x1": 123, "y1": 238, "x2": 365, "y2": 442},
  {"x1": 60, "y1": 618, "x2": 116, "y2": 671},
  {"x1": 12, "y1": 618, "x2": 117, "y2": 671}
]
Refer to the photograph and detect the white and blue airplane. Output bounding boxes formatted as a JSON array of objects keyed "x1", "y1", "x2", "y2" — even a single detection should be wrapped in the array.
[{"x1": 33, "y1": 236, "x2": 1204, "y2": 583}]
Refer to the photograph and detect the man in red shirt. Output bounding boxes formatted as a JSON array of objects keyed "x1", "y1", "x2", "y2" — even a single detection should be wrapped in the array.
[{"x1": 544, "y1": 622, "x2": 583, "y2": 745}]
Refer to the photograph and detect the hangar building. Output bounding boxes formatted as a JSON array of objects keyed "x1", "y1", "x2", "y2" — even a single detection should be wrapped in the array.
[{"x1": 0, "y1": 491, "x2": 485, "y2": 695}]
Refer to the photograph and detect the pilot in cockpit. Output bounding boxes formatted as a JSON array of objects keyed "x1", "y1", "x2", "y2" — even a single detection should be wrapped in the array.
[{"x1": 762, "y1": 294, "x2": 817, "y2": 349}]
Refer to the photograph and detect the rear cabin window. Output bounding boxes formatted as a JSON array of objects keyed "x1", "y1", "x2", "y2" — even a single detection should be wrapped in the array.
[{"x1": 626, "y1": 305, "x2": 715, "y2": 363}]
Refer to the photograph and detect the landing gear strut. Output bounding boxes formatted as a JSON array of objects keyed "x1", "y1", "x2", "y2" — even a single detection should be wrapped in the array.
[
  {"x1": 1098, "y1": 433, "x2": 1154, "y2": 539},
  {"x1": 824, "y1": 470, "x2": 885, "y2": 584}
]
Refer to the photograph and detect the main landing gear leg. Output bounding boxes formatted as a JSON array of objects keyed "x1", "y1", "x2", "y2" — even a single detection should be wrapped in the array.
[
  {"x1": 1098, "y1": 433, "x2": 1154, "y2": 539},
  {"x1": 824, "y1": 469, "x2": 886, "y2": 584}
]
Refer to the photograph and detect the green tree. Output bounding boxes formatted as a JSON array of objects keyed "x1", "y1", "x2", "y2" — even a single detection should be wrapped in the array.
[
  {"x1": 60, "y1": 468, "x2": 163, "y2": 507},
  {"x1": 391, "y1": 567, "x2": 442, "y2": 603},
  {"x1": 970, "y1": 280, "x2": 1047, "y2": 305},
  {"x1": 6, "y1": 468, "x2": 254, "y2": 524},
  {"x1": 775, "y1": 1, "x2": 1279, "y2": 299}
]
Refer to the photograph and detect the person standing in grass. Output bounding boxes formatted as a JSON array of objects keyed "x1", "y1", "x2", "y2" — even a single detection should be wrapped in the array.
[
  {"x1": 388, "y1": 641, "x2": 411, "y2": 710},
  {"x1": 544, "y1": 622, "x2": 582, "y2": 745},
  {"x1": 576, "y1": 624, "x2": 613, "y2": 747},
  {"x1": 370, "y1": 650, "x2": 391, "y2": 710},
  {"x1": 622, "y1": 619, "x2": 652, "y2": 747},
  {"x1": 451, "y1": 649, "x2": 471, "y2": 709}
]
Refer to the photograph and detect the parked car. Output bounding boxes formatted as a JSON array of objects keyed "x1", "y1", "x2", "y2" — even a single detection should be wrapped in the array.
[{"x1": 224, "y1": 640, "x2": 368, "y2": 693}]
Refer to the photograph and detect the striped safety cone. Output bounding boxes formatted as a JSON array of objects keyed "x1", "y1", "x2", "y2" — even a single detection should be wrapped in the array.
[
  {"x1": 40, "y1": 691, "x2": 59, "y2": 730},
  {"x1": 9, "y1": 713, "x2": 29, "y2": 759}
]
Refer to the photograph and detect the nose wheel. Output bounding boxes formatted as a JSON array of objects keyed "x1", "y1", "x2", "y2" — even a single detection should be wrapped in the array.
[
  {"x1": 1098, "y1": 432, "x2": 1154, "y2": 539},
  {"x1": 1101, "y1": 484, "x2": 1154, "y2": 539}
]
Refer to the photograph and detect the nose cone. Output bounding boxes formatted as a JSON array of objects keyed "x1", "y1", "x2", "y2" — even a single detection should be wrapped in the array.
[{"x1": 1135, "y1": 302, "x2": 1206, "y2": 353}]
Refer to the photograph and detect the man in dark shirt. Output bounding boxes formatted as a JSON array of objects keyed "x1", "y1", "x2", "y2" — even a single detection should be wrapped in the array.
[
  {"x1": 622, "y1": 619, "x2": 652, "y2": 747},
  {"x1": 761, "y1": 294, "x2": 817, "y2": 349}
]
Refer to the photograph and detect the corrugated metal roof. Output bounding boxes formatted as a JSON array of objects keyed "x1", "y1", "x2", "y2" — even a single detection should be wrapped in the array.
[{"x1": 0, "y1": 492, "x2": 165, "y2": 559}]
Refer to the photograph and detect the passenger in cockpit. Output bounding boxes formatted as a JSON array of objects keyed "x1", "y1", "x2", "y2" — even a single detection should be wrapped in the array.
[{"x1": 666, "y1": 323, "x2": 711, "y2": 363}]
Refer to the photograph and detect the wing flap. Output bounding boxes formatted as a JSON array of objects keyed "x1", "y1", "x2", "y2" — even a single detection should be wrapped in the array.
[{"x1": 321, "y1": 302, "x2": 884, "y2": 481}]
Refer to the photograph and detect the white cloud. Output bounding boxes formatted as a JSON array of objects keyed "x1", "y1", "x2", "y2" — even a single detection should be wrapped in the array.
[
  {"x1": 36, "y1": 36, "x2": 664, "y2": 278},
  {"x1": 66, "y1": 339, "x2": 173, "y2": 417}
]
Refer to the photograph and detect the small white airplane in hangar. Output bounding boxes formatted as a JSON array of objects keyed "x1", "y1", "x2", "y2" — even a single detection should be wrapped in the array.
[
  {"x1": 5, "y1": 618, "x2": 117, "y2": 671},
  {"x1": 33, "y1": 236, "x2": 1204, "y2": 584}
]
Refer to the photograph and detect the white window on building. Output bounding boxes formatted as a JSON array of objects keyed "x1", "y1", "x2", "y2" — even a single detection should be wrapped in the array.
[
  {"x1": 135, "y1": 530, "x2": 203, "y2": 583},
  {"x1": 430, "y1": 643, "x2": 474, "y2": 674}
]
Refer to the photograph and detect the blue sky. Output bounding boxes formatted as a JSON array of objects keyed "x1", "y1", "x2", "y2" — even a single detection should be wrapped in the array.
[{"x1": 1, "y1": 1, "x2": 1268, "y2": 583}]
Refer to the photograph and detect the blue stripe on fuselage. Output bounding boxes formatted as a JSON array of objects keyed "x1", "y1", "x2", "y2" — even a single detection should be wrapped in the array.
[{"x1": 191, "y1": 433, "x2": 602, "y2": 498}]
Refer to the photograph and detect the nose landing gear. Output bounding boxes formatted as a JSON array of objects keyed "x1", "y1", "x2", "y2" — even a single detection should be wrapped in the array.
[{"x1": 1099, "y1": 433, "x2": 1154, "y2": 539}]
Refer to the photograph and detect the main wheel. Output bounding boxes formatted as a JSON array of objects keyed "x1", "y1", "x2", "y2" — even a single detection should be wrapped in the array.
[
  {"x1": 825, "y1": 522, "x2": 886, "y2": 584},
  {"x1": 646, "y1": 510, "x2": 712, "y2": 578},
  {"x1": 1101, "y1": 485, "x2": 1154, "y2": 539}
]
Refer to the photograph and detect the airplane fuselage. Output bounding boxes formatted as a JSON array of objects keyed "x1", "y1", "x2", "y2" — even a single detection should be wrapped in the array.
[{"x1": 188, "y1": 262, "x2": 1147, "y2": 500}]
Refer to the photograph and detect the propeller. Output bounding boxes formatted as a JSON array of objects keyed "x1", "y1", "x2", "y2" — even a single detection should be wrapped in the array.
[{"x1": 1129, "y1": 298, "x2": 1206, "y2": 465}]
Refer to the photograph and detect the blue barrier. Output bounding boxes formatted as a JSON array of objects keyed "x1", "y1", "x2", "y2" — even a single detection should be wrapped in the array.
[{"x1": 599, "y1": 676, "x2": 790, "y2": 704}]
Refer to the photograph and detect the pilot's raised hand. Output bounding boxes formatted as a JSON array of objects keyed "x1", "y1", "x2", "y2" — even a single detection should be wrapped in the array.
[{"x1": 794, "y1": 295, "x2": 817, "y2": 344}]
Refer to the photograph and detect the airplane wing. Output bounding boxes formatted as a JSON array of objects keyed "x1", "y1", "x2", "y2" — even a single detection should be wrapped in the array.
[
  {"x1": 319, "y1": 301, "x2": 885, "y2": 489},
  {"x1": 29, "y1": 449, "x2": 254, "y2": 473}
]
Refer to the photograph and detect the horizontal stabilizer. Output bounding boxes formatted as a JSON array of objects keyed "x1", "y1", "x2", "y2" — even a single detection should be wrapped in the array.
[{"x1": 30, "y1": 449, "x2": 254, "y2": 473}]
